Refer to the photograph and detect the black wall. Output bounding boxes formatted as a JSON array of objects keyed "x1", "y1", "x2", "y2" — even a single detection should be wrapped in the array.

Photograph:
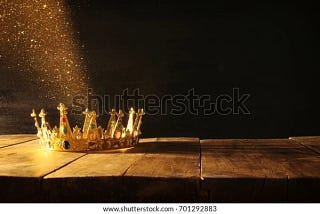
[{"x1": 1, "y1": 0, "x2": 320, "y2": 138}]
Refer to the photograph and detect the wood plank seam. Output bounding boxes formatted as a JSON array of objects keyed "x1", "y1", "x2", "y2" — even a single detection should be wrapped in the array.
[
  {"x1": 3, "y1": 135, "x2": 319, "y2": 202},
  {"x1": 40, "y1": 153, "x2": 88, "y2": 179},
  {"x1": 0, "y1": 138, "x2": 37, "y2": 149},
  {"x1": 289, "y1": 138, "x2": 320, "y2": 156},
  {"x1": 121, "y1": 154, "x2": 147, "y2": 176},
  {"x1": 199, "y1": 138, "x2": 317, "y2": 202}
]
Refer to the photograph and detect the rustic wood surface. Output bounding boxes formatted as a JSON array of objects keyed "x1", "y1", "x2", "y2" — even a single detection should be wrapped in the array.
[
  {"x1": 43, "y1": 138, "x2": 201, "y2": 202},
  {"x1": 0, "y1": 138, "x2": 85, "y2": 202},
  {"x1": 201, "y1": 138, "x2": 320, "y2": 202},
  {"x1": 0, "y1": 140, "x2": 85, "y2": 177},
  {"x1": 0, "y1": 134, "x2": 36, "y2": 148},
  {"x1": 0, "y1": 135, "x2": 319, "y2": 202},
  {"x1": 289, "y1": 136, "x2": 320, "y2": 154}
]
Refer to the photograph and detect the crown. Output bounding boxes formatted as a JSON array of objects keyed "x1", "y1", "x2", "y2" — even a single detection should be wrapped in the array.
[{"x1": 31, "y1": 103, "x2": 144, "y2": 151}]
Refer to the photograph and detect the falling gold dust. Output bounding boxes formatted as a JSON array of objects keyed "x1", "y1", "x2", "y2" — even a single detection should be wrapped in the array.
[{"x1": 0, "y1": 0, "x2": 88, "y2": 101}]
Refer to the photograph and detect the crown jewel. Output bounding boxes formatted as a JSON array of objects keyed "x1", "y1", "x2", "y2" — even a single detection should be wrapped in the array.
[{"x1": 31, "y1": 103, "x2": 144, "y2": 151}]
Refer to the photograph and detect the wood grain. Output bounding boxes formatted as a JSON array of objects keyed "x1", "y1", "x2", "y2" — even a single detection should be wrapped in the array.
[
  {"x1": 290, "y1": 136, "x2": 320, "y2": 154},
  {"x1": 201, "y1": 138, "x2": 320, "y2": 202},
  {"x1": 1, "y1": 135, "x2": 319, "y2": 202},
  {"x1": 0, "y1": 140, "x2": 86, "y2": 177},
  {"x1": 44, "y1": 153, "x2": 144, "y2": 178},
  {"x1": 126, "y1": 137, "x2": 200, "y2": 178},
  {"x1": 0, "y1": 139, "x2": 86, "y2": 202},
  {"x1": 0, "y1": 134, "x2": 37, "y2": 148},
  {"x1": 42, "y1": 137, "x2": 201, "y2": 202}
]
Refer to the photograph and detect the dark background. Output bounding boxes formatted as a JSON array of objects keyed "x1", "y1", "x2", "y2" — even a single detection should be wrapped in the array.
[{"x1": 1, "y1": 0, "x2": 320, "y2": 138}]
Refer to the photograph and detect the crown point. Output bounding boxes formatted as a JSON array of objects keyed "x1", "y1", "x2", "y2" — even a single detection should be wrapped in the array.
[
  {"x1": 31, "y1": 109, "x2": 36, "y2": 117},
  {"x1": 39, "y1": 109, "x2": 46, "y2": 117},
  {"x1": 138, "y1": 108, "x2": 145, "y2": 115},
  {"x1": 82, "y1": 108, "x2": 89, "y2": 115},
  {"x1": 57, "y1": 103, "x2": 68, "y2": 111},
  {"x1": 109, "y1": 109, "x2": 116, "y2": 115}
]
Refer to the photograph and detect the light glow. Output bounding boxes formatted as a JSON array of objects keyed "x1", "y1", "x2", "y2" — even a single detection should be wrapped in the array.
[{"x1": 0, "y1": 0, "x2": 88, "y2": 101}]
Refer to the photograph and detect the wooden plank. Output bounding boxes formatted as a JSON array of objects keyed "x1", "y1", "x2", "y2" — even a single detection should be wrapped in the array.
[
  {"x1": 122, "y1": 138, "x2": 201, "y2": 202},
  {"x1": 43, "y1": 138, "x2": 202, "y2": 202},
  {"x1": 0, "y1": 140, "x2": 86, "y2": 202},
  {"x1": 127, "y1": 137, "x2": 200, "y2": 178},
  {"x1": 125, "y1": 154, "x2": 199, "y2": 178},
  {"x1": 202, "y1": 138, "x2": 320, "y2": 178},
  {"x1": 286, "y1": 137, "x2": 320, "y2": 202},
  {"x1": 157, "y1": 137, "x2": 200, "y2": 142},
  {"x1": 201, "y1": 139, "x2": 288, "y2": 202},
  {"x1": 289, "y1": 136, "x2": 320, "y2": 154},
  {"x1": 0, "y1": 140, "x2": 86, "y2": 178},
  {"x1": 131, "y1": 138, "x2": 200, "y2": 154},
  {"x1": 138, "y1": 138, "x2": 157, "y2": 143},
  {"x1": 44, "y1": 153, "x2": 144, "y2": 178},
  {"x1": 123, "y1": 153, "x2": 202, "y2": 202},
  {"x1": 0, "y1": 134, "x2": 37, "y2": 148},
  {"x1": 2, "y1": 135, "x2": 319, "y2": 202},
  {"x1": 201, "y1": 138, "x2": 320, "y2": 202},
  {"x1": 43, "y1": 153, "x2": 144, "y2": 202}
]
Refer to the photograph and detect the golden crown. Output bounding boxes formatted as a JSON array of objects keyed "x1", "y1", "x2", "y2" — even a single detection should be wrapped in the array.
[{"x1": 31, "y1": 103, "x2": 144, "y2": 151}]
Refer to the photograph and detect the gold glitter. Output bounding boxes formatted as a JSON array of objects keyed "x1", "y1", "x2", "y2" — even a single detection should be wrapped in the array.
[{"x1": 0, "y1": 0, "x2": 88, "y2": 101}]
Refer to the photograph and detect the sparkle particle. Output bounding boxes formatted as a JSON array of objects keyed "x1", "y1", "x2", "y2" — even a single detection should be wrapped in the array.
[{"x1": 0, "y1": 0, "x2": 88, "y2": 101}]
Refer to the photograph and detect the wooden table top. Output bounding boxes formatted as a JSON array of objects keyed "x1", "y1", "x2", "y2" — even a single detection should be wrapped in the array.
[{"x1": 0, "y1": 135, "x2": 319, "y2": 202}]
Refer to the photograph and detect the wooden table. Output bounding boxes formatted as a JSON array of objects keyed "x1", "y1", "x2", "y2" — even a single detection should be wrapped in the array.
[{"x1": 0, "y1": 135, "x2": 319, "y2": 202}]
